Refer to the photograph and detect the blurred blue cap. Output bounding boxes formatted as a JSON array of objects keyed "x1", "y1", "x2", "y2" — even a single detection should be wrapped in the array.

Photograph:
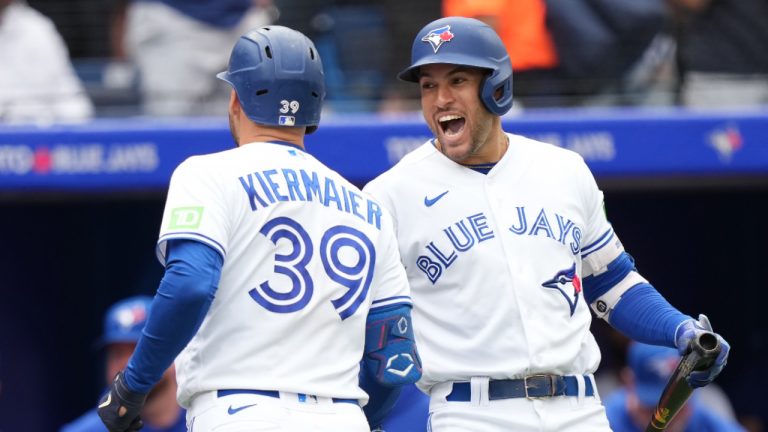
[
  {"x1": 628, "y1": 343, "x2": 681, "y2": 406},
  {"x1": 99, "y1": 296, "x2": 152, "y2": 346}
]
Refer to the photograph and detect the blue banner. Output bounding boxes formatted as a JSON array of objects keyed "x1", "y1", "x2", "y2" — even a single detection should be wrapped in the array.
[{"x1": 1, "y1": 108, "x2": 766, "y2": 192}]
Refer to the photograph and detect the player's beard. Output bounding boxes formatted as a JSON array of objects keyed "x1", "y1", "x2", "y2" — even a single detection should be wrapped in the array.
[
  {"x1": 228, "y1": 112, "x2": 239, "y2": 148},
  {"x1": 436, "y1": 108, "x2": 495, "y2": 163}
]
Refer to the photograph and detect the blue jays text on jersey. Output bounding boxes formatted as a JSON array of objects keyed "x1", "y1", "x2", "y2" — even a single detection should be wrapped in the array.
[
  {"x1": 417, "y1": 206, "x2": 582, "y2": 284},
  {"x1": 238, "y1": 167, "x2": 383, "y2": 230}
]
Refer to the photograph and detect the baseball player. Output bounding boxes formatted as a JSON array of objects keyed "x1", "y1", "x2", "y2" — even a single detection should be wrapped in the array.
[
  {"x1": 96, "y1": 26, "x2": 420, "y2": 432},
  {"x1": 61, "y1": 296, "x2": 185, "y2": 432},
  {"x1": 604, "y1": 343, "x2": 745, "y2": 432},
  {"x1": 363, "y1": 16, "x2": 731, "y2": 431}
]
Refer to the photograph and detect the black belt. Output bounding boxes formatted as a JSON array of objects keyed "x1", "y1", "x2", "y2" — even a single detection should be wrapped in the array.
[
  {"x1": 217, "y1": 389, "x2": 358, "y2": 405},
  {"x1": 446, "y1": 375, "x2": 594, "y2": 401}
]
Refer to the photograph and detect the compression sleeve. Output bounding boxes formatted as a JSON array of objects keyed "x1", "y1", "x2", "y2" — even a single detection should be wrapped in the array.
[
  {"x1": 608, "y1": 283, "x2": 692, "y2": 347},
  {"x1": 123, "y1": 239, "x2": 223, "y2": 393},
  {"x1": 359, "y1": 367, "x2": 403, "y2": 429}
]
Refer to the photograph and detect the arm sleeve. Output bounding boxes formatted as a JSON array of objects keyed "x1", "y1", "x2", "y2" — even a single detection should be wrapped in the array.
[
  {"x1": 359, "y1": 371, "x2": 403, "y2": 429},
  {"x1": 123, "y1": 239, "x2": 223, "y2": 393},
  {"x1": 608, "y1": 283, "x2": 691, "y2": 347}
]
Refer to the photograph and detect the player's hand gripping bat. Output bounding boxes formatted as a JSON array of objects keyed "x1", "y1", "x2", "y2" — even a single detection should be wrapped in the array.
[{"x1": 644, "y1": 315, "x2": 722, "y2": 432}]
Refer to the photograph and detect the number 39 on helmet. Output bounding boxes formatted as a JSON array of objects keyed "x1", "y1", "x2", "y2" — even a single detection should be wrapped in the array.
[{"x1": 217, "y1": 26, "x2": 326, "y2": 133}]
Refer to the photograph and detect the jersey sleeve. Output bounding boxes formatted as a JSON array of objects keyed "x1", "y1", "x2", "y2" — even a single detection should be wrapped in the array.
[
  {"x1": 368, "y1": 205, "x2": 412, "y2": 312},
  {"x1": 156, "y1": 156, "x2": 231, "y2": 265},
  {"x1": 576, "y1": 158, "x2": 625, "y2": 278}
]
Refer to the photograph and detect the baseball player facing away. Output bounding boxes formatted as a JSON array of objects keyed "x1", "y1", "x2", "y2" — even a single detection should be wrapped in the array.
[
  {"x1": 96, "y1": 26, "x2": 421, "y2": 432},
  {"x1": 363, "y1": 17, "x2": 731, "y2": 432}
]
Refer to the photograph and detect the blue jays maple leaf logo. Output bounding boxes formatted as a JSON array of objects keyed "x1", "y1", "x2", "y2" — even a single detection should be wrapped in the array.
[
  {"x1": 542, "y1": 263, "x2": 582, "y2": 316},
  {"x1": 421, "y1": 25, "x2": 455, "y2": 53}
]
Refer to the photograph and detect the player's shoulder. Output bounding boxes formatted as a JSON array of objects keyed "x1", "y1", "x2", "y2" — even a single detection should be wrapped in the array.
[
  {"x1": 171, "y1": 146, "x2": 244, "y2": 178},
  {"x1": 365, "y1": 141, "x2": 437, "y2": 191},
  {"x1": 508, "y1": 133, "x2": 585, "y2": 164},
  {"x1": 506, "y1": 132, "x2": 592, "y2": 179},
  {"x1": 59, "y1": 408, "x2": 106, "y2": 432}
]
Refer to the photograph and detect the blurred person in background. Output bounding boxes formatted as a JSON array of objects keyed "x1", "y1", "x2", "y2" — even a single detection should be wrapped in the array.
[
  {"x1": 112, "y1": 0, "x2": 276, "y2": 116},
  {"x1": 604, "y1": 342, "x2": 745, "y2": 432},
  {"x1": 443, "y1": 0, "x2": 668, "y2": 108},
  {"x1": 60, "y1": 296, "x2": 185, "y2": 432},
  {"x1": 0, "y1": 0, "x2": 93, "y2": 124},
  {"x1": 442, "y1": 0, "x2": 562, "y2": 107},
  {"x1": 671, "y1": 0, "x2": 768, "y2": 108}
]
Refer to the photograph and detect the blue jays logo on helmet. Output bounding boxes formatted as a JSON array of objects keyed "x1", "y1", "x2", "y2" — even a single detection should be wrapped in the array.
[
  {"x1": 542, "y1": 263, "x2": 582, "y2": 316},
  {"x1": 399, "y1": 17, "x2": 513, "y2": 115},
  {"x1": 421, "y1": 25, "x2": 455, "y2": 53}
]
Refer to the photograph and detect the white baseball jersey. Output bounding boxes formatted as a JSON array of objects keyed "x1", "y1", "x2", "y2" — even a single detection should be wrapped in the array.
[
  {"x1": 156, "y1": 142, "x2": 412, "y2": 408},
  {"x1": 364, "y1": 133, "x2": 629, "y2": 392}
]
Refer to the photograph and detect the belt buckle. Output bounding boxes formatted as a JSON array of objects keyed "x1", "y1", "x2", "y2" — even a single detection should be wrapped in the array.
[{"x1": 524, "y1": 374, "x2": 554, "y2": 399}]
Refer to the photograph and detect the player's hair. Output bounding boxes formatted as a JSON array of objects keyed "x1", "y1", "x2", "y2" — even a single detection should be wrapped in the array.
[
  {"x1": 399, "y1": 17, "x2": 513, "y2": 116},
  {"x1": 217, "y1": 26, "x2": 326, "y2": 134}
]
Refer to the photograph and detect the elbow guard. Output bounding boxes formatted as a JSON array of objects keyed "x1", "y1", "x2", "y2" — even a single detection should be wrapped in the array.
[{"x1": 363, "y1": 305, "x2": 422, "y2": 387}]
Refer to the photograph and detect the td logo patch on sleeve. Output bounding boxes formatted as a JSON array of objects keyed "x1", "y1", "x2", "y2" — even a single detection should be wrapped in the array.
[{"x1": 169, "y1": 206, "x2": 204, "y2": 229}]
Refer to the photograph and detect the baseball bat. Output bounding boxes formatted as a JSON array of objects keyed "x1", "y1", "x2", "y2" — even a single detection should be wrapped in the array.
[{"x1": 644, "y1": 315, "x2": 721, "y2": 432}]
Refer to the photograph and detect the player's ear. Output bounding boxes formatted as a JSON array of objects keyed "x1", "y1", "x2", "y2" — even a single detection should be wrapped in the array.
[{"x1": 229, "y1": 90, "x2": 241, "y2": 119}]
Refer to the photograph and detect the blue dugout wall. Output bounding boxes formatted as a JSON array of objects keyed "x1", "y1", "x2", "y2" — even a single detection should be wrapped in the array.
[
  {"x1": 1, "y1": 108, "x2": 767, "y2": 192},
  {"x1": 0, "y1": 108, "x2": 766, "y2": 431}
]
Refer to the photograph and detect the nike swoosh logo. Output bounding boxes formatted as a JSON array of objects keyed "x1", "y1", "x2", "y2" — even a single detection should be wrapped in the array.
[
  {"x1": 424, "y1": 191, "x2": 449, "y2": 207},
  {"x1": 228, "y1": 403, "x2": 258, "y2": 415}
]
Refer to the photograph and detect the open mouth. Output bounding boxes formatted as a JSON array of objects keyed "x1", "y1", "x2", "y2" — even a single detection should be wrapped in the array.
[{"x1": 438, "y1": 114, "x2": 466, "y2": 137}]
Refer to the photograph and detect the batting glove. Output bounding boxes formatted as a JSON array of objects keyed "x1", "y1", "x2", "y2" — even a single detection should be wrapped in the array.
[
  {"x1": 674, "y1": 314, "x2": 730, "y2": 388},
  {"x1": 97, "y1": 371, "x2": 147, "y2": 432}
]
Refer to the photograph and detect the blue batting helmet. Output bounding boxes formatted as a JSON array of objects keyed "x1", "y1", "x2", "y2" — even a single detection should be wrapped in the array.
[
  {"x1": 217, "y1": 26, "x2": 325, "y2": 133},
  {"x1": 97, "y1": 296, "x2": 152, "y2": 347},
  {"x1": 399, "y1": 17, "x2": 513, "y2": 115}
]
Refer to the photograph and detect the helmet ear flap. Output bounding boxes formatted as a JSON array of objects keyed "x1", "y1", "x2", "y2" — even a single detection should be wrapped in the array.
[{"x1": 480, "y1": 69, "x2": 513, "y2": 115}]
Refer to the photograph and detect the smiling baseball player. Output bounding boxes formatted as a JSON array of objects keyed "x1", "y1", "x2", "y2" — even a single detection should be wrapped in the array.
[
  {"x1": 96, "y1": 26, "x2": 420, "y2": 432},
  {"x1": 364, "y1": 17, "x2": 730, "y2": 431}
]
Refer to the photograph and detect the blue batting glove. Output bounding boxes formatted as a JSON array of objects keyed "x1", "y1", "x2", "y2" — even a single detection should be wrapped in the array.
[{"x1": 674, "y1": 314, "x2": 730, "y2": 388}]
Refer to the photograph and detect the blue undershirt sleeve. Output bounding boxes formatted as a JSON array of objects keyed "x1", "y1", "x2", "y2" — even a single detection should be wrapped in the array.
[
  {"x1": 608, "y1": 283, "x2": 691, "y2": 347},
  {"x1": 123, "y1": 239, "x2": 223, "y2": 393},
  {"x1": 359, "y1": 366, "x2": 403, "y2": 428}
]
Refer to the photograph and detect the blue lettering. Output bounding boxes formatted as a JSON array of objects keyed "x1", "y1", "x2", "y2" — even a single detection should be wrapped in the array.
[
  {"x1": 570, "y1": 226, "x2": 582, "y2": 255},
  {"x1": 341, "y1": 184, "x2": 351, "y2": 212},
  {"x1": 509, "y1": 206, "x2": 527, "y2": 234},
  {"x1": 301, "y1": 169, "x2": 322, "y2": 203},
  {"x1": 426, "y1": 242, "x2": 457, "y2": 268},
  {"x1": 444, "y1": 220, "x2": 475, "y2": 251},
  {"x1": 238, "y1": 174, "x2": 268, "y2": 211},
  {"x1": 366, "y1": 200, "x2": 382, "y2": 230},
  {"x1": 555, "y1": 214, "x2": 575, "y2": 245},
  {"x1": 417, "y1": 255, "x2": 442, "y2": 284},
  {"x1": 282, "y1": 169, "x2": 305, "y2": 201},
  {"x1": 349, "y1": 191, "x2": 364, "y2": 221},
  {"x1": 468, "y1": 213, "x2": 494, "y2": 242},
  {"x1": 264, "y1": 169, "x2": 288, "y2": 201},
  {"x1": 254, "y1": 171, "x2": 275, "y2": 203},
  {"x1": 529, "y1": 208, "x2": 555, "y2": 239},
  {"x1": 323, "y1": 178, "x2": 342, "y2": 210}
]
